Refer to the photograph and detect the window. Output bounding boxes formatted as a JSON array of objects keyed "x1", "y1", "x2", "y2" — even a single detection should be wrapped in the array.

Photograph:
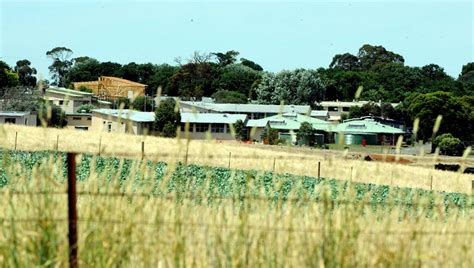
[
  {"x1": 107, "y1": 123, "x2": 112, "y2": 132},
  {"x1": 59, "y1": 100, "x2": 64, "y2": 105},
  {"x1": 252, "y1": 113, "x2": 265, "y2": 119},
  {"x1": 73, "y1": 117, "x2": 82, "y2": 120},
  {"x1": 75, "y1": 126, "x2": 88, "y2": 131},
  {"x1": 342, "y1": 107, "x2": 350, "y2": 112},
  {"x1": 195, "y1": 123, "x2": 209, "y2": 132},
  {"x1": 87, "y1": 118, "x2": 91, "y2": 121},
  {"x1": 4, "y1": 118, "x2": 16, "y2": 124},
  {"x1": 211, "y1": 123, "x2": 225, "y2": 133},
  {"x1": 329, "y1": 106, "x2": 338, "y2": 111}
]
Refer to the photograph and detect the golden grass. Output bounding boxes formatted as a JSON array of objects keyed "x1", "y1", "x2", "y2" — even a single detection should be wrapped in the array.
[
  {"x1": 1, "y1": 124, "x2": 472, "y2": 194},
  {"x1": 0, "y1": 154, "x2": 472, "y2": 267}
]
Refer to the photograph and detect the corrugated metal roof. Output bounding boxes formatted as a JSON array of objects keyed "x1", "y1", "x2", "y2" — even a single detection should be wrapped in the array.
[
  {"x1": 181, "y1": 101, "x2": 310, "y2": 114},
  {"x1": 334, "y1": 119, "x2": 405, "y2": 134},
  {"x1": 310, "y1": 110, "x2": 329, "y2": 117},
  {"x1": 246, "y1": 113, "x2": 335, "y2": 131},
  {"x1": 46, "y1": 86, "x2": 92, "y2": 97},
  {"x1": 0, "y1": 111, "x2": 30, "y2": 117},
  {"x1": 181, "y1": 113, "x2": 247, "y2": 124},
  {"x1": 92, "y1": 109, "x2": 154, "y2": 122}
]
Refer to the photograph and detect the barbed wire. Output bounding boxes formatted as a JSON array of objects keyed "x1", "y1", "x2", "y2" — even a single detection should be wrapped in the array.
[
  {"x1": 0, "y1": 217, "x2": 472, "y2": 236},
  {"x1": 0, "y1": 190, "x2": 470, "y2": 208}
]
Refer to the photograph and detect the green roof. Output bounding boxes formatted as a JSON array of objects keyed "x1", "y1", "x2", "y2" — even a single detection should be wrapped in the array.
[
  {"x1": 246, "y1": 113, "x2": 335, "y2": 131},
  {"x1": 334, "y1": 119, "x2": 405, "y2": 134}
]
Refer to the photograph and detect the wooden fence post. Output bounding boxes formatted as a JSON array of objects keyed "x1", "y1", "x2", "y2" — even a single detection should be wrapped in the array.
[
  {"x1": 67, "y1": 153, "x2": 78, "y2": 268},
  {"x1": 272, "y1": 158, "x2": 276, "y2": 172},
  {"x1": 141, "y1": 141, "x2": 145, "y2": 160},
  {"x1": 318, "y1": 161, "x2": 321, "y2": 178},
  {"x1": 228, "y1": 152, "x2": 231, "y2": 169},
  {"x1": 430, "y1": 175, "x2": 433, "y2": 191},
  {"x1": 56, "y1": 135, "x2": 59, "y2": 151}
]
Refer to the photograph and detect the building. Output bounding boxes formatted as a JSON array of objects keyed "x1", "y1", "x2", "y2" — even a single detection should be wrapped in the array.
[
  {"x1": 90, "y1": 109, "x2": 154, "y2": 135},
  {"x1": 72, "y1": 76, "x2": 146, "y2": 100},
  {"x1": 180, "y1": 101, "x2": 311, "y2": 120},
  {"x1": 344, "y1": 116, "x2": 405, "y2": 130},
  {"x1": 333, "y1": 118, "x2": 405, "y2": 145},
  {"x1": 318, "y1": 100, "x2": 401, "y2": 121},
  {"x1": 44, "y1": 86, "x2": 112, "y2": 114},
  {"x1": 0, "y1": 111, "x2": 37, "y2": 126},
  {"x1": 45, "y1": 87, "x2": 93, "y2": 114},
  {"x1": 180, "y1": 112, "x2": 247, "y2": 140},
  {"x1": 246, "y1": 113, "x2": 335, "y2": 144},
  {"x1": 65, "y1": 113, "x2": 92, "y2": 131},
  {"x1": 310, "y1": 110, "x2": 330, "y2": 121}
]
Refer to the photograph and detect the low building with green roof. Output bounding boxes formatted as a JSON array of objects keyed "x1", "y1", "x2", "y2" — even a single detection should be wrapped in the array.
[{"x1": 333, "y1": 119, "x2": 405, "y2": 145}]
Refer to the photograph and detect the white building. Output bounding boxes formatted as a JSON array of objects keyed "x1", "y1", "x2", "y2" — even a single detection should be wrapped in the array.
[{"x1": 0, "y1": 111, "x2": 37, "y2": 126}]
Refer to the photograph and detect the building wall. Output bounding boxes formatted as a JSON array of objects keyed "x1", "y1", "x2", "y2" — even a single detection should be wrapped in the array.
[
  {"x1": 179, "y1": 123, "x2": 235, "y2": 140},
  {"x1": 45, "y1": 92, "x2": 92, "y2": 114},
  {"x1": 0, "y1": 114, "x2": 37, "y2": 126},
  {"x1": 90, "y1": 113, "x2": 151, "y2": 135},
  {"x1": 66, "y1": 114, "x2": 92, "y2": 131}
]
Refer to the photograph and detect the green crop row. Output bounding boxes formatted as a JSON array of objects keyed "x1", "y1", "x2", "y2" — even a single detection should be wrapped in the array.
[{"x1": 0, "y1": 150, "x2": 472, "y2": 215}]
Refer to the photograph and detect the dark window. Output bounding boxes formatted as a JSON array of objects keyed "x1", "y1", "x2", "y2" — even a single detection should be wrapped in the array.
[
  {"x1": 4, "y1": 118, "x2": 16, "y2": 124},
  {"x1": 211, "y1": 123, "x2": 225, "y2": 133},
  {"x1": 87, "y1": 118, "x2": 91, "y2": 121},
  {"x1": 72, "y1": 117, "x2": 82, "y2": 120},
  {"x1": 342, "y1": 107, "x2": 350, "y2": 112},
  {"x1": 195, "y1": 123, "x2": 209, "y2": 132},
  {"x1": 329, "y1": 106, "x2": 338, "y2": 111},
  {"x1": 59, "y1": 100, "x2": 64, "y2": 105}
]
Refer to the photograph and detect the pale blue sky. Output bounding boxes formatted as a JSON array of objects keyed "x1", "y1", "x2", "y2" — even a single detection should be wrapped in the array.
[{"x1": 1, "y1": 0, "x2": 472, "y2": 78}]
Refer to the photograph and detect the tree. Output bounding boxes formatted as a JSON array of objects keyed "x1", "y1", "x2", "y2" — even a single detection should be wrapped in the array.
[
  {"x1": 433, "y1": 133, "x2": 464, "y2": 156},
  {"x1": 14, "y1": 60, "x2": 37, "y2": 87},
  {"x1": 112, "y1": 97, "x2": 131, "y2": 109},
  {"x1": 213, "y1": 50, "x2": 239, "y2": 66},
  {"x1": 0, "y1": 86, "x2": 38, "y2": 111},
  {"x1": 132, "y1": 96, "x2": 155, "y2": 112},
  {"x1": 233, "y1": 119, "x2": 247, "y2": 141},
  {"x1": 255, "y1": 69, "x2": 325, "y2": 106},
  {"x1": 37, "y1": 100, "x2": 67, "y2": 128},
  {"x1": 348, "y1": 102, "x2": 381, "y2": 119},
  {"x1": 403, "y1": 91, "x2": 473, "y2": 141},
  {"x1": 0, "y1": 61, "x2": 19, "y2": 90},
  {"x1": 154, "y1": 98, "x2": 180, "y2": 137},
  {"x1": 169, "y1": 63, "x2": 218, "y2": 99},
  {"x1": 260, "y1": 127, "x2": 279, "y2": 145},
  {"x1": 297, "y1": 122, "x2": 315, "y2": 146},
  {"x1": 78, "y1": 86, "x2": 92, "y2": 93},
  {"x1": 212, "y1": 90, "x2": 247, "y2": 104},
  {"x1": 357, "y1": 44, "x2": 404, "y2": 70},
  {"x1": 240, "y1": 58, "x2": 263, "y2": 71},
  {"x1": 46, "y1": 47, "x2": 73, "y2": 86},
  {"x1": 329, "y1": 53, "x2": 360, "y2": 71},
  {"x1": 76, "y1": 104, "x2": 96, "y2": 113},
  {"x1": 146, "y1": 64, "x2": 179, "y2": 96},
  {"x1": 213, "y1": 64, "x2": 261, "y2": 97}
]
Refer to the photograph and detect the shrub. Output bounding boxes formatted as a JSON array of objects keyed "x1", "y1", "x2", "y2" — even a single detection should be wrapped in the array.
[{"x1": 434, "y1": 133, "x2": 464, "y2": 156}]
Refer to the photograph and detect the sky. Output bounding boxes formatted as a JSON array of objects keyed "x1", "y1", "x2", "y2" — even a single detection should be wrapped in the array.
[{"x1": 0, "y1": 0, "x2": 473, "y2": 78}]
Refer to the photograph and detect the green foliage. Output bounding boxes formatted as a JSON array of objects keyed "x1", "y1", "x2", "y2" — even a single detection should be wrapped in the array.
[
  {"x1": 154, "y1": 99, "x2": 180, "y2": 137},
  {"x1": 213, "y1": 50, "x2": 240, "y2": 66},
  {"x1": 403, "y1": 91, "x2": 473, "y2": 141},
  {"x1": 433, "y1": 133, "x2": 465, "y2": 156},
  {"x1": 348, "y1": 102, "x2": 381, "y2": 119},
  {"x1": 131, "y1": 96, "x2": 155, "y2": 112},
  {"x1": 112, "y1": 97, "x2": 131, "y2": 109},
  {"x1": 212, "y1": 90, "x2": 247, "y2": 104},
  {"x1": 233, "y1": 119, "x2": 247, "y2": 141},
  {"x1": 162, "y1": 122, "x2": 178, "y2": 138},
  {"x1": 214, "y1": 64, "x2": 261, "y2": 97},
  {"x1": 76, "y1": 104, "x2": 96, "y2": 113},
  {"x1": 14, "y1": 59, "x2": 37, "y2": 87},
  {"x1": 169, "y1": 63, "x2": 217, "y2": 100},
  {"x1": 36, "y1": 100, "x2": 67, "y2": 128},
  {"x1": 296, "y1": 122, "x2": 315, "y2": 146},
  {"x1": 261, "y1": 127, "x2": 279, "y2": 145},
  {"x1": 78, "y1": 86, "x2": 92, "y2": 93},
  {"x1": 256, "y1": 69, "x2": 325, "y2": 106},
  {"x1": 46, "y1": 47, "x2": 74, "y2": 87},
  {"x1": 0, "y1": 61, "x2": 20, "y2": 89},
  {"x1": 240, "y1": 58, "x2": 263, "y2": 71}
]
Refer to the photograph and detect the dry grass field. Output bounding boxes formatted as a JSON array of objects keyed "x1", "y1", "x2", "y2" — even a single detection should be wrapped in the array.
[
  {"x1": 0, "y1": 148, "x2": 472, "y2": 267},
  {"x1": 1, "y1": 124, "x2": 472, "y2": 194}
]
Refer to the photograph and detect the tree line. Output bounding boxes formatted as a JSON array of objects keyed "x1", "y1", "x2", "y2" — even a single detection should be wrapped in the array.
[{"x1": 0, "y1": 44, "x2": 473, "y2": 144}]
